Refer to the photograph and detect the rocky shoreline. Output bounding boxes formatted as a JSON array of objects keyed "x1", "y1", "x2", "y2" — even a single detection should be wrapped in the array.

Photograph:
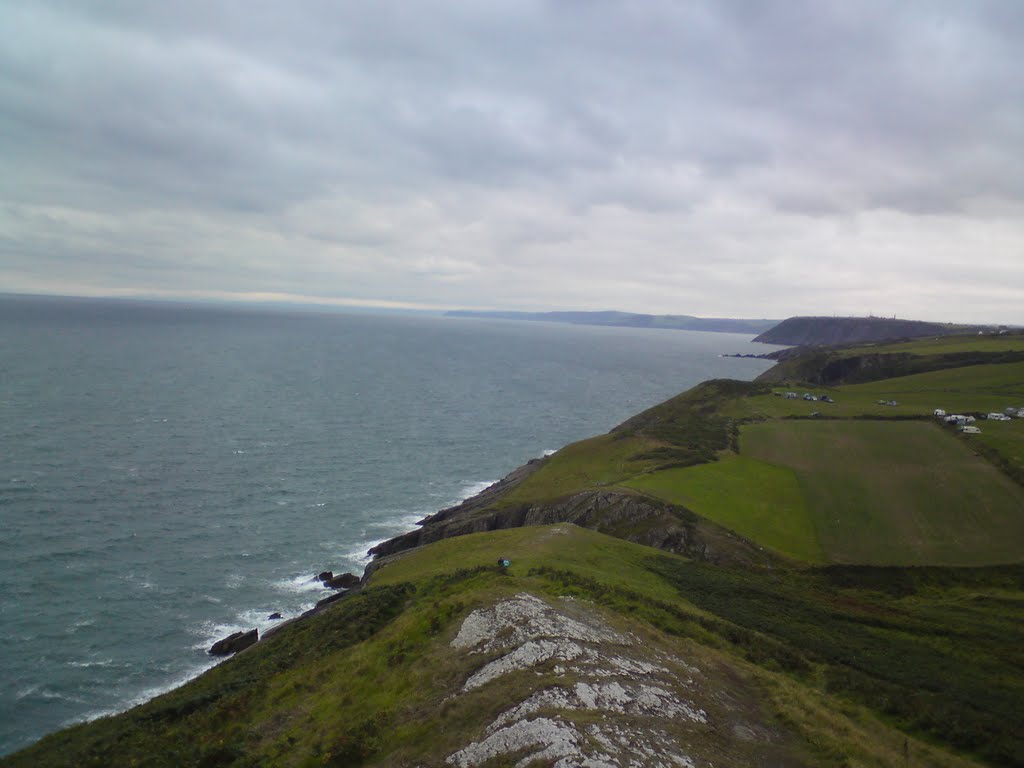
[
  {"x1": 208, "y1": 461, "x2": 549, "y2": 654},
  {"x1": 210, "y1": 422, "x2": 779, "y2": 657},
  {"x1": 208, "y1": 568, "x2": 365, "y2": 654}
]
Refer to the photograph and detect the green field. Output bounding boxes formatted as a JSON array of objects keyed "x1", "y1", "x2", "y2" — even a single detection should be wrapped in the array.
[
  {"x1": 726, "y1": 361, "x2": 1024, "y2": 421},
  {"x1": 741, "y1": 420, "x2": 1024, "y2": 565},
  {"x1": 838, "y1": 361, "x2": 1024, "y2": 414},
  {"x1": 485, "y1": 364, "x2": 1024, "y2": 568},
  {"x1": 840, "y1": 334, "x2": 1024, "y2": 357},
  {"x1": 623, "y1": 456, "x2": 822, "y2": 562},
  {"x1": 975, "y1": 418, "x2": 1024, "y2": 472}
]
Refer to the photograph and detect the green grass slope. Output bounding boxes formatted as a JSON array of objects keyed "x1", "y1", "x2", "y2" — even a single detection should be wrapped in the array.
[
  {"x1": 758, "y1": 333, "x2": 1024, "y2": 386},
  {"x1": 618, "y1": 418, "x2": 1024, "y2": 566},
  {"x1": 8, "y1": 525, "x2": 1021, "y2": 767},
  {"x1": 476, "y1": 358, "x2": 1024, "y2": 568},
  {"x1": 622, "y1": 456, "x2": 822, "y2": 562}
]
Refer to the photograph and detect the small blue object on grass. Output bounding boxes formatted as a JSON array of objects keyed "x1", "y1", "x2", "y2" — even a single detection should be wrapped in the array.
[{"x1": 497, "y1": 558, "x2": 511, "y2": 570}]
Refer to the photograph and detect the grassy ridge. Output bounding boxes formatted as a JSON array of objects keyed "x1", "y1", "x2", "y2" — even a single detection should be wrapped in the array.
[
  {"x1": 7, "y1": 525, "x2": 1015, "y2": 767},
  {"x1": 350, "y1": 526, "x2": 1024, "y2": 767}
]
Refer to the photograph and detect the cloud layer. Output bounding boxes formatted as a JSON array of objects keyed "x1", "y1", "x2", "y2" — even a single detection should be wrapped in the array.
[{"x1": 2, "y1": 1, "x2": 1022, "y2": 322}]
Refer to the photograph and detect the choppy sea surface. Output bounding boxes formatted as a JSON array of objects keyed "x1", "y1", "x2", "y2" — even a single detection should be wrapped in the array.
[{"x1": 0, "y1": 294, "x2": 779, "y2": 754}]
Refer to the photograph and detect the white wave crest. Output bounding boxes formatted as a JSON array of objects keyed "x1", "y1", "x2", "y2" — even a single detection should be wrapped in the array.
[
  {"x1": 17, "y1": 684, "x2": 87, "y2": 704},
  {"x1": 67, "y1": 658, "x2": 117, "y2": 669},
  {"x1": 272, "y1": 574, "x2": 328, "y2": 595},
  {"x1": 455, "y1": 479, "x2": 496, "y2": 502}
]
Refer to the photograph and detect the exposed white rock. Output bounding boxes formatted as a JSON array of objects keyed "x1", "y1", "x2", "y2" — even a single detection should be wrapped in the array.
[
  {"x1": 451, "y1": 592, "x2": 627, "y2": 653},
  {"x1": 462, "y1": 638, "x2": 587, "y2": 690},
  {"x1": 489, "y1": 681, "x2": 706, "y2": 731},
  {"x1": 446, "y1": 593, "x2": 708, "y2": 767},
  {"x1": 446, "y1": 717, "x2": 616, "y2": 768},
  {"x1": 587, "y1": 724, "x2": 697, "y2": 768}
]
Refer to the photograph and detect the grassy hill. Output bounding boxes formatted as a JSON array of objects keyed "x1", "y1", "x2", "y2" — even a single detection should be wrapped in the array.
[
  {"x1": 751, "y1": 316, "x2": 986, "y2": 346},
  {"x1": 8, "y1": 525, "x2": 1022, "y2": 767},
  {"x1": 758, "y1": 332, "x2": 1024, "y2": 385},
  {"x1": 466, "y1": 359, "x2": 1024, "y2": 567},
  {"x1": 7, "y1": 333, "x2": 1024, "y2": 767}
]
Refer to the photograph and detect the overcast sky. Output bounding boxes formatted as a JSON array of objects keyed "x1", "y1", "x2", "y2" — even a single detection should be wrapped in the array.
[{"x1": 2, "y1": 1, "x2": 1022, "y2": 323}]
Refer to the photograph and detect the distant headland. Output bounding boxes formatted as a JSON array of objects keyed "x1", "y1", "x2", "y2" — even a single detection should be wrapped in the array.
[{"x1": 445, "y1": 309, "x2": 778, "y2": 335}]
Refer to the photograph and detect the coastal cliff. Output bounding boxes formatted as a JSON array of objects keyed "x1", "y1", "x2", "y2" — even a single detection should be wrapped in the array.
[
  {"x1": 7, "y1": 333, "x2": 1024, "y2": 768},
  {"x1": 366, "y1": 469, "x2": 773, "y2": 579},
  {"x1": 752, "y1": 315, "x2": 983, "y2": 346}
]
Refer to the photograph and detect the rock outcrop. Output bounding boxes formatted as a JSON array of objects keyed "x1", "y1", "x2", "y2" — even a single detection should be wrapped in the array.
[
  {"x1": 323, "y1": 572, "x2": 360, "y2": 589},
  {"x1": 444, "y1": 591, "x2": 797, "y2": 767},
  {"x1": 208, "y1": 629, "x2": 258, "y2": 656}
]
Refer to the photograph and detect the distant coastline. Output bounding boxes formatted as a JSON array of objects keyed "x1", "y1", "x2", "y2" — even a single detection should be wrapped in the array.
[{"x1": 446, "y1": 309, "x2": 779, "y2": 335}]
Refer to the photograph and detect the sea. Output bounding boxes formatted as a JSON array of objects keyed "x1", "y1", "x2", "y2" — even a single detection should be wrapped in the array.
[{"x1": 0, "y1": 294, "x2": 779, "y2": 755}]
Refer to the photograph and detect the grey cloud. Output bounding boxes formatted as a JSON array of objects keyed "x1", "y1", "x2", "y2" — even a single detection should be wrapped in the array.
[{"x1": 1, "y1": 1, "x2": 1022, "y2": 322}]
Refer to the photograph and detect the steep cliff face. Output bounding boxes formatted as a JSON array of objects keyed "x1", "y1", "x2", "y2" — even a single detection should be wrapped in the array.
[
  {"x1": 367, "y1": 379, "x2": 778, "y2": 570},
  {"x1": 756, "y1": 348, "x2": 1024, "y2": 385},
  {"x1": 368, "y1": 481, "x2": 772, "y2": 576},
  {"x1": 755, "y1": 351, "x2": 915, "y2": 385}
]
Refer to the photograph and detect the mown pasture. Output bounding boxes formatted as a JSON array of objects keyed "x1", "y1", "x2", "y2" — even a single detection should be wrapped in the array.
[{"x1": 740, "y1": 420, "x2": 1024, "y2": 565}]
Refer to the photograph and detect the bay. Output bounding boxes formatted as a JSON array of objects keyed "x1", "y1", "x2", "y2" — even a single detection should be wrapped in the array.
[{"x1": 0, "y1": 295, "x2": 778, "y2": 754}]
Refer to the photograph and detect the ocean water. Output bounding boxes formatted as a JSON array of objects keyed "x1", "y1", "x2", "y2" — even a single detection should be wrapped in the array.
[{"x1": 0, "y1": 295, "x2": 778, "y2": 755}]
